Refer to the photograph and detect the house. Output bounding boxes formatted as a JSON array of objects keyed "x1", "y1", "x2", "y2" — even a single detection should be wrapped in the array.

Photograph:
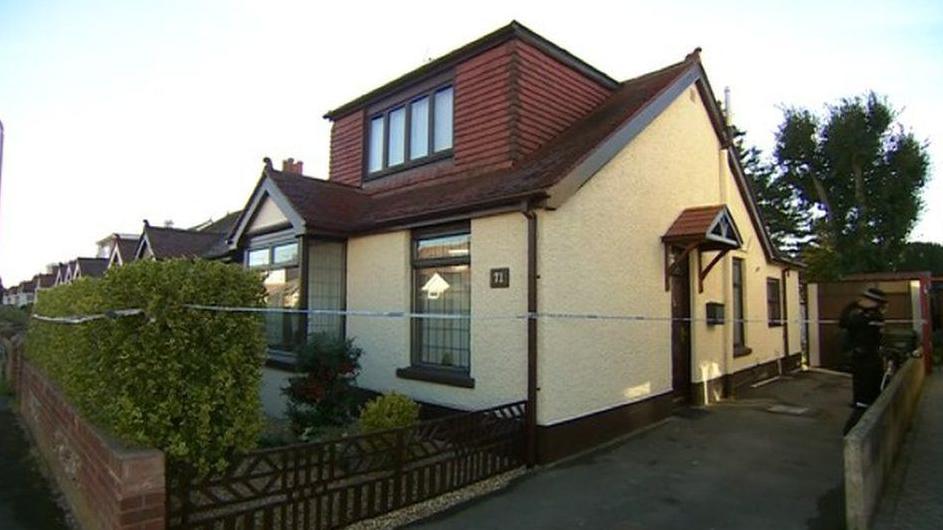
[
  {"x1": 97, "y1": 233, "x2": 140, "y2": 269},
  {"x1": 32, "y1": 271, "x2": 57, "y2": 301},
  {"x1": 72, "y1": 257, "x2": 109, "y2": 281},
  {"x1": 15, "y1": 280, "x2": 35, "y2": 307},
  {"x1": 134, "y1": 213, "x2": 241, "y2": 261},
  {"x1": 228, "y1": 22, "x2": 803, "y2": 462},
  {"x1": 2, "y1": 285, "x2": 15, "y2": 306}
]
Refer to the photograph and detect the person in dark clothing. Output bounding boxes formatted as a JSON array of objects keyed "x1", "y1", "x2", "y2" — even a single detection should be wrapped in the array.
[{"x1": 840, "y1": 287, "x2": 888, "y2": 434}]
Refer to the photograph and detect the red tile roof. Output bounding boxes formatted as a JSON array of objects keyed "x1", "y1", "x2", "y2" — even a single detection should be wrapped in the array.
[
  {"x1": 663, "y1": 205, "x2": 727, "y2": 242},
  {"x1": 266, "y1": 57, "x2": 692, "y2": 233}
]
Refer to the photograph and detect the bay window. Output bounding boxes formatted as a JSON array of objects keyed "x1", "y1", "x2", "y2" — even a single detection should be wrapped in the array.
[{"x1": 246, "y1": 240, "x2": 304, "y2": 362}]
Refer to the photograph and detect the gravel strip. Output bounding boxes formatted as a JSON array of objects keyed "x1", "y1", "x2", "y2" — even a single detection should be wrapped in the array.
[{"x1": 346, "y1": 467, "x2": 528, "y2": 529}]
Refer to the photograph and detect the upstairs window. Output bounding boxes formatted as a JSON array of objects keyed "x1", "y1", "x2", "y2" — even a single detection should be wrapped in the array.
[{"x1": 367, "y1": 85, "x2": 453, "y2": 177}]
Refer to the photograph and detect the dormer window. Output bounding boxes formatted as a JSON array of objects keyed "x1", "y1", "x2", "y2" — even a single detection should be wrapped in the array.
[{"x1": 367, "y1": 85, "x2": 454, "y2": 177}]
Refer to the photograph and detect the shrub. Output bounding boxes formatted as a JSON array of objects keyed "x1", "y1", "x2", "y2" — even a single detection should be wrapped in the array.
[
  {"x1": 284, "y1": 333, "x2": 363, "y2": 435},
  {"x1": 0, "y1": 305, "x2": 28, "y2": 339},
  {"x1": 359, "y1": 393, "x2": 419, "y2": 433},
  {"x1": 26, "y1": 259, "x2": 267, "y2": 477}
]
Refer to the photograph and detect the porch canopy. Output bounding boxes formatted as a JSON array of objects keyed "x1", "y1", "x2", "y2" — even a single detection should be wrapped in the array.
[{"x1": 662, "y1": 205, "x2": 743, "y2": 292}]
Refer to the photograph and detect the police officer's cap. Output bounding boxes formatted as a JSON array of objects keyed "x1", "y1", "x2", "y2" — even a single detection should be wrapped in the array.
[{"x1": 861, "y1": 287, "x2": 888, "y2": 304}]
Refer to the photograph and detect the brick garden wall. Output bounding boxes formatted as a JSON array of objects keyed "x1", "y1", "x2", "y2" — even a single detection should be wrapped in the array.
[{"x1": 10, "y1": 351, "x2": 166, "y2": 530}]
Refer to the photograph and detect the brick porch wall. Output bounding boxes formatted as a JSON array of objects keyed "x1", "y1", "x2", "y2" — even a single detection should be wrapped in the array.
[{"x1": 11, "y1": 351, "x2": 166, "y2": 530}]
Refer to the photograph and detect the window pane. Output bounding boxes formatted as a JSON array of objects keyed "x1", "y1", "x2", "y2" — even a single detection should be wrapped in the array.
[
  {"x1": 368, "y1": 116, "x2": 384, "y2": 173},
  {"x1": 261, "y1": 267, "x2": 304, "y2": 355},
  {"x1": 273, "y1": 242, "x2": 298, "y2": 264},
  {"x1": 248, "y1": 248, "x2": 269, "y2": 268},
  {"x1": 388, "y1": 106, "x2": 406, "y2": 166},
  {"x1": 415, "y1": 264, "x2": 470, "y2": 368},
  {"x1": 433, "y1": 87, "x2": 453, "y2": 152},
  {"x1": 308, "y1": 240, "x2": 346, "y2": 339},
  {"x1": 410, "y1": 97, "x2": 429, "y2": 160},
  {"x1": 733, "y1": 259, "x2": 744, "y2": 346},
  {"x1": 415, "y1": 232, "x2": 470, "y2": 261}
]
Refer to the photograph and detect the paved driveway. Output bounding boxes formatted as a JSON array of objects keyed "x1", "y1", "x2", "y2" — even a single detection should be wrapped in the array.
[{"x1": 410, "y1": 371, "x2": 850, "y2": 530}]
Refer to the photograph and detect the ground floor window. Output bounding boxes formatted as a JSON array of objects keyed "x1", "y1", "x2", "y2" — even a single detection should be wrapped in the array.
[
  {"x1": 732, "y1": 257, "x2": 746, "y2": 354},
  {"x1": 412, "y1": 224, "x2": 471, "y2": 370},
  {"x1": 767, "y1": 277, "x2": 783, "y2": 326}
]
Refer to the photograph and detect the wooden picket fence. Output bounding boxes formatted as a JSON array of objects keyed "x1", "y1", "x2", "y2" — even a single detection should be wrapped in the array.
[{"x1": 167, "y1": 401, "x2": 526, "y2": 529}]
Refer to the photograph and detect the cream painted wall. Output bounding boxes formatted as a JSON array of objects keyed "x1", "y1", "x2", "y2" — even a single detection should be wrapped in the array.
[
  {"x1": 247, "y1": 195, "x2": 289, "y2": 234},
  {"x1": 346, "y1": 213, "x2": 527, "y2": 410},
  {"x1": 536, "y1": 84, "x2": 799, "y2": 425}
]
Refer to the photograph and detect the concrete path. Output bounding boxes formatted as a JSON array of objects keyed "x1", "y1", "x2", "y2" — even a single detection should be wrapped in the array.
[
  {"x1": 874, "y1": 369, "x2": 943, "y2": 530},
  {"x1": 410, "y1": 371, "x2": 851, "y2": 530},
  {"x1": 0, "y1": 395, "x2": 71, "y2": 530}
]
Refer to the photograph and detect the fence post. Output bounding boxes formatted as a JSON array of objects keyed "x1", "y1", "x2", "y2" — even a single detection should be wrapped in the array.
[{"x1": 393, "y1": 429, "x2": 404, "y2": 508}]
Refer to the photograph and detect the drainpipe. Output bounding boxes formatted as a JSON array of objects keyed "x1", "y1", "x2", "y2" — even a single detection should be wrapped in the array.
[{"x1": 522, "y1": 204, "x2": 538, "y2": 467}]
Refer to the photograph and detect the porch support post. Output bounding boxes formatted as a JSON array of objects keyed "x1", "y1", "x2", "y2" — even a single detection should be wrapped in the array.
[
  {"x1": 698, "y1": 249, "x2": 729, "y2": 293},
  {"x1": 298, "y1": 234, "x2": 310, "y2": 347},
  {"x1": 524, "y1": 206, "x2": 539, "y2": 468}
]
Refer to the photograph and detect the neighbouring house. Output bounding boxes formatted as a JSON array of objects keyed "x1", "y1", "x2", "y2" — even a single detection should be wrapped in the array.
[
  {"x1": 71, "y1": 257, "x2": 109, "y2": 282},
  {"x1": 56, "y1": 260, "x2": 76, "y2": 286},
  {"x1": 227, "y1": 21, "x2": 803, "y2": 461},
  {"x1": 32, "y1": 271, "x2": 57, "y2": 301},
  {"x1": 808, "y1": 271, "x2": 934, "y2": 373},
  {"x1": 97, "y1": 233, "x2": 140, "y2": 269},
  {"x1": 16, "y1": 280, "x2": 35, "y2": 307},
  {"x1": 2, "y1": 285, "x2": 15, "y2": 306},
  {"x1": 134, "y1": 213, "x2": 241, "y2": 261}
]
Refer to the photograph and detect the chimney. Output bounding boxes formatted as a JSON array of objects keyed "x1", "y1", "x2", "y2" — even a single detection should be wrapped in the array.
[
  {"x1": 164, "y1": 220, "x2": 174, "y2": 228},
  {"x1": 723, "y1": 86, "x2": 733, "y2": 126},
  {"x1": 282, "y1": 157, "x2": 304, "y2": 174}
]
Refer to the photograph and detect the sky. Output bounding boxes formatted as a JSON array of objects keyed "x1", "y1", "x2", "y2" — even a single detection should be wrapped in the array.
[{"x1": 1, "y1": 0, "x2": 941, "y2": 286}]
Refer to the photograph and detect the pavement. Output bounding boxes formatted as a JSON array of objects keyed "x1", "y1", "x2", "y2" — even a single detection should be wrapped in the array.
[
  {"x1": 874, "y1": 369, "x2": 943, "y2": 530},
  {"x1": 409, "y1": 371, "x2": 851, "y2": 530},
  {"x1": 0, "y1": 394, "x2": 71, "y2": 530}
]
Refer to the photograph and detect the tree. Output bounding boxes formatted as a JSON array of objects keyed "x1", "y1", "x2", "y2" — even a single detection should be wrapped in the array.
[
  {"x1": 768, "y1": 92, "x2": 929, "y2": 279},
  {"x1": 733, "y1": 128, "x2": 805, "y2": 256},
  {"x1": 898, "y1": 241, "x2": 943, "y2": 275}
]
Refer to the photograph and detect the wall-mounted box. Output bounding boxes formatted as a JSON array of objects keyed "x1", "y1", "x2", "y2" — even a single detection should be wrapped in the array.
[{"x1": 706, "y1": 302, "x2": 725, "y2": 326}]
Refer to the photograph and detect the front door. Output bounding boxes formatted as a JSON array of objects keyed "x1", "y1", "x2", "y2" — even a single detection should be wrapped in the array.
[{"x1": 670, "y1": 248, "x2": 692, "y2": 403}]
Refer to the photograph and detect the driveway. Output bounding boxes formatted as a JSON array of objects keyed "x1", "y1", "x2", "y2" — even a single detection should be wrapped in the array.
[{"x1": 410, "y1": 371, "x2": 850, "y2": 530}]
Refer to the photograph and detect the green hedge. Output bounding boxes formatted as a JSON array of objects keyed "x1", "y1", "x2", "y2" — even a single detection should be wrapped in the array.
[{"x1": 26, "y1": 259, "x2": 266, "y2": 477}]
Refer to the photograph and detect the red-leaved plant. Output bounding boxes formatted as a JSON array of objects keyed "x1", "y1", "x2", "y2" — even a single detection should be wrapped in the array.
[{"x1": 283, "y1": 333, "x2": 363, "y2": 436}]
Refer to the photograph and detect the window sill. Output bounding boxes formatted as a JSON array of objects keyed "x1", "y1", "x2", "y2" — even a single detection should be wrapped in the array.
[
  {"x1": 768, "y1": 322, "x2": 784, "y2": 328},
  {"x1": 364, "y1": 150, "x2": 453, "y2": 181},
  {"x1": 396, "y1": 366, "x2": 475, "y2": 388},
  {"x1": 733, "y1": 346, "x2": 753, "y2": 358}
]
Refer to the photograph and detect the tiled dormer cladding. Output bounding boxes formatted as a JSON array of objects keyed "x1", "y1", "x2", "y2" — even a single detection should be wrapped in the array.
[
  {"x1": 329, "y1": 110, "x2": 365, "y2": 187},
  {"x1": 326, "y1": 32, "x2": 614, "y2": 188}
]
